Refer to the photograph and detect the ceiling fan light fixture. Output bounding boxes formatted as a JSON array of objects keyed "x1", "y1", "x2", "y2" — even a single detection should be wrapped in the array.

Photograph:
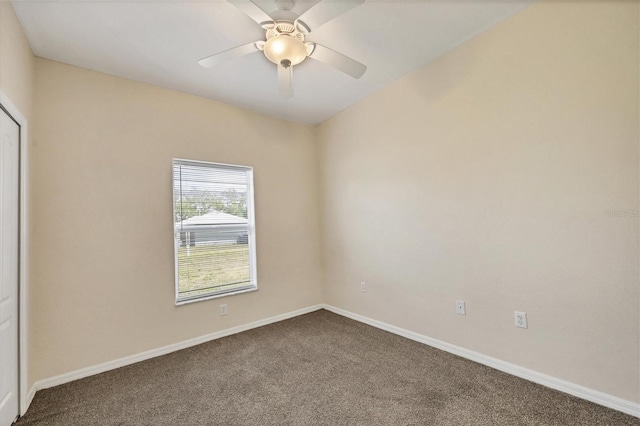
[
  {"x1": 199, "y1": 0, "x2": 368, "y2": 98},
  {"x1": 263, "y1": 35, "x2": 308, "y2": 67}
]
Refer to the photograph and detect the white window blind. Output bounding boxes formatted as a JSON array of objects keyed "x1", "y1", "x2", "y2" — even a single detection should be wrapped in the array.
[{"x1": 173, "y1": 159, "x2": 257, "y2": 304}]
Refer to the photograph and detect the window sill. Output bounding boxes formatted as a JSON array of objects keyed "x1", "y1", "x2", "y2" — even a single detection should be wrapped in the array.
[{"x1": 175, "y1": 286, "x2": 258, "y2": 306}]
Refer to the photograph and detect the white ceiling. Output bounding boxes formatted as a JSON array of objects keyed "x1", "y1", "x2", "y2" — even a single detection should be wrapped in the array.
[{"x1": 12, "y1": 0, "x2": 531, "y2": 125}]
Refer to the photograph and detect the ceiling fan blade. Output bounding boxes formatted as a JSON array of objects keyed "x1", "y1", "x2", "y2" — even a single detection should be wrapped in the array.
[
  {"x1": 228, "y1": 0, "x2": 273, "y2": 25},
  {"x1": 309, "y1": 43, "x2": 367, "y2": 79},
  {"x1": 297, "y1": 0, "x2": 364, "y2": 33},
  {"x1": 198, "y1": 42, "x2": 260, "y2": 68},
  {"x1": 278, "y1": 64, "x2": 293, "y2": 98}
]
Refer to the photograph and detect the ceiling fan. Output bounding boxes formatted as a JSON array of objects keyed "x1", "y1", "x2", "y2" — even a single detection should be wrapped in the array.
[{"x1": 198, "y1": 0, "x2": 367, "y2": 98}]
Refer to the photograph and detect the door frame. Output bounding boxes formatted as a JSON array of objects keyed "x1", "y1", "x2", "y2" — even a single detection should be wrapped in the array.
[{"x1": 0, "y1": 90, "x2": 30, "y2": 416}]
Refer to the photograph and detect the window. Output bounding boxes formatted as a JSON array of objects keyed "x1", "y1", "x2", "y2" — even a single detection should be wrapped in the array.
[{"x1": 173, "y1": 159, "x2": 257, "y2": 304}]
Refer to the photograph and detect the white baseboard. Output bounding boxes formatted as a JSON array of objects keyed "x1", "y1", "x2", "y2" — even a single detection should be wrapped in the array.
[
  {"x1": 321, "y1": 304, "x2": 640, "y2": 418},
  {"x1": 32, "y1": 304, "x2": 323, "y2": 394},
  {"x1": 24, "y1": 303, "x2": 640, "y2": 419},
  {"x1": 22, "y1": 385, "x2": 36, "y2": 416}
]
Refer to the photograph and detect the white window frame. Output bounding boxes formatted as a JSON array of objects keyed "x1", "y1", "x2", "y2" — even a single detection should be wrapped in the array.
[{"x1": 172, "y1": 158, "x2": 258, "y2": 305}]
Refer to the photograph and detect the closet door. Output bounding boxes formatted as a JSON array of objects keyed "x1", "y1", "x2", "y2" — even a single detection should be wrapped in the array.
[{"x1": 0, "y1": 106, "x2": 20, "y2": 426}]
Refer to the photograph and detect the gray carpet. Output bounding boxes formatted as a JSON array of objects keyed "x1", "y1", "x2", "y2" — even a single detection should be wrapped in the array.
[{"x1": 15, "y1": 310, "x2": 639, "y2": 425}]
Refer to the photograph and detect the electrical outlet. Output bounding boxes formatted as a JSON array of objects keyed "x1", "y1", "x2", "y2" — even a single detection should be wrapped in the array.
[
  {"x1": 219, "y1": 304, "x2": 228, "y2": 316},
  {"x1": 514, "y1": 311, "x2": 527, "y2": 328},
  {"x1": 360, "y1": 282, "x2": 366, "y2": 292},
  {"x1": 456, "y1": 301, "x2": 466, "y2": 315}
]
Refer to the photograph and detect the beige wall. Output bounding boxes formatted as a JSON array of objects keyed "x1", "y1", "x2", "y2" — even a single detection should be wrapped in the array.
[
  {"x1": 9, "y1": 0, "x2": 639, "y2": 407},
  {"x1": 317, "y1": 2, "x2": 639, "y2": 403},
  {"x1": 0, "y1": 1, "x2": 34, "y2": 117},
  {"x1": 29, "y1": 58, "x2": 323, "y2": 383}
]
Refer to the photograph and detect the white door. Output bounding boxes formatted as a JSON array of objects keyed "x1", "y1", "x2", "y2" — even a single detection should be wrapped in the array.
[{"x1": 0, "y1": 107, "x2": 19, "y2": 426}]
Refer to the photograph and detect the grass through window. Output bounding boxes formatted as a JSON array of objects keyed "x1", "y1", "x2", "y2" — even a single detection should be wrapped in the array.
[{"x1": 177, "y1": 243, "x2": 250, "y2": 297}]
